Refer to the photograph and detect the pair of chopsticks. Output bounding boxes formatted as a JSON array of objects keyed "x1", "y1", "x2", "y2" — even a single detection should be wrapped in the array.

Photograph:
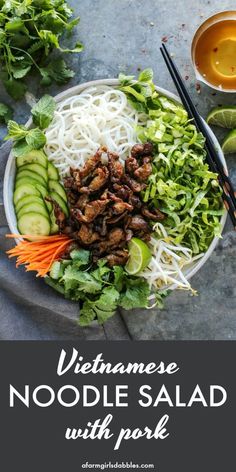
[{"x1": 160, "y1": 42, "x2": 236, "y2": 229}]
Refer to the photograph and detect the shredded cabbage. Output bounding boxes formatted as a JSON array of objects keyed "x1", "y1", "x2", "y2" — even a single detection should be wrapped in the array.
[{"x1": 119, "y1": 72, "x2": 223, "y2": 255}]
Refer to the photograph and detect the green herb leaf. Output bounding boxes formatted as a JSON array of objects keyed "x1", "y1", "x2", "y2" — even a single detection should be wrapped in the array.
[
  {"x1": 31, "y1": 95, "x2": 56, "y2": 129},
  {"x1": 70, "y1": 249, "x2": 90, "y2": 265},
  {"x1": 4, "y1": 78, "x2": 26, "y2": 100},
  {"x1": 119, "y1": 278, "x2": 150, "y2": 310},
  {"x1": 79, "y1": 287, "x2": 120, "y2": 326},
  {"x1": 5, "y1": 120, "x2": 28, "y2": 141},
  {"x1": 138, "y1": 68, "x2": 153, "y2": 83},
  {"x1": 40, "y1": 59, "x2": 75, "y2": 85},
  {"x1": 25, "y1": 128, "x2": 46, "y2": 149},
  {"x1": 0, "y1": 102, "x2": 13, "y2": 123},
  {"x1": 63, "y1": 266, "x2": 102, "y2": 294}
]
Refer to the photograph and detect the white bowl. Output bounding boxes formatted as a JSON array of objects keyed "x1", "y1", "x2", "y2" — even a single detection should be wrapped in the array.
[{"x1": 3, "y1": 79, "x2": 227, "y2": 282}]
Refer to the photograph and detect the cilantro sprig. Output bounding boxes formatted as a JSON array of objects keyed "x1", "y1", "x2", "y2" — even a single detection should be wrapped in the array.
[
  {"x1": 0, "y1": 0, "x2": 83, "y2": 99},
  {"x1": 45, "y1": 250, "x2": 154, "y2": 326}
]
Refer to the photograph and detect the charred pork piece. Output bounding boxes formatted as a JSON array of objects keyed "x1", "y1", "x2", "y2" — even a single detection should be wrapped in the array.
[
  {"x1": 75, "y1": 194, "x2": 89, "y2": 210},
  {"x1": 134, "y1": 161, "x2": 152, "y2": 182},
  {"x1": 96, "y1": 228, "x2": 126, "y2": 255},
  {"x1": 131, "y1": 142, "x2": 153, "y2": 158},
  {"x1": 74, "y1": 224, "x2": 101, "y2": 245},
  {"x1": 107, "y1": 210, "x2": 128, "y2": 225},
  {"x1": 128, "y1": 194, "x2": 142, "y2": 209},
  {"x1": 112, "y1": 200, "x2": 133, "y2": 214},
  {"x1": 128, "y1": 215, "x2": 150, "y2": 232},
  {"x1": 125, "y1": 156, "x2": 139, "y2": 175},
  {"x1": 66, "y1": 190, "x2": 78, "y2": 205},
  {"x1": 141, "y1": 205, "x2": 165, "y2": 221},
  {"x1": 108, "y1": 151, "x2": 124, "y2": 183},
  {"x1": 122, "y1": 174, "x2": 146, "y2": 193},
  {"x1": 105, "y1": 249, "x2": 129, "y2": 267},
  {"x1": 64, "y1": 176, "x2": 78, "y2": 192},
  {"x1": 45, "y1": 196, "x2": 66, "y2": 230},
  {"x1": 112, "y1": 183, "x2": 132, "y2": 200},
  {"x1": 78, "y1": 148, "x2": 102, "y2": 181},
  {"x1": 79, "y1": 166, "x2": 109, "y2": 193},
  {"x1": 70, "y1": 199, "x2": 108, "y2": 223}
]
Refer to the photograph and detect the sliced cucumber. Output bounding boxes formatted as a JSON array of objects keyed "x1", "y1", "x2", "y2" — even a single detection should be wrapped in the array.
[
  {"x1": 17, "y1": 202, "x2": 49, "y2": 220},
  {"x1": 15, "y1": 195, "x2": 46, "y2": 214},
  {"x1": 50, "y1": 211, "x2": 59, "y2": 234},
  {"x1": 16, "y1": 169, "x2": 47, "y2": 187},
  {"x1": 48, "y1": 161, "x2": 59, "y2": 181},
  {"x1": 35, "y1": 184, "x2": 48, "y2": 199},
  {"x1": 45, "y1": 200, "x2": 53, "y2": 213},
  {"x1": 18, "y1": 163, "x2": 48, "y2": 183},
  {"x1": 18, "y1": 212, "x2": 50, "y2": 236},
  {"x1": 15, "y1": 177, "x2": 44, "y2": 190},
  {"x1": 48, "y1": 180, "x2": 67, "y2": 202},
  {"x1": 16, "y1": 150, "x2": 48, "y2": 169},
  {"x1": 50, "y1": 191, "x2": 69, "y2": 218},
  {"x1": 13, "y1": 184, "x2": 41, "y2": 205}
]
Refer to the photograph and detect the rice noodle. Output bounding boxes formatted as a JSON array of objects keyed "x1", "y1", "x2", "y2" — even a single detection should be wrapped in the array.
[{"x1": 45, "y1": 85, "x2": 145, "y2": 177}]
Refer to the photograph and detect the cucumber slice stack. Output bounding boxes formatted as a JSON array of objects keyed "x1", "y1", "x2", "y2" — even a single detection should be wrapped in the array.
[{"x1": 13, "y1": 150, "x2": 69, "y2": 237}]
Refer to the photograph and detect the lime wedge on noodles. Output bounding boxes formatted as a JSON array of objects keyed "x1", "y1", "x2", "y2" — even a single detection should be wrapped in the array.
[
  {"x1": 207, "y1": 106, "x2": 236, "y2": 128},
  {"x1": 222, "y1": 129, "x2": 236, "y2": 154},
  {"x1": 125, "y1": 237, "x2": 152, "y2": 275}
]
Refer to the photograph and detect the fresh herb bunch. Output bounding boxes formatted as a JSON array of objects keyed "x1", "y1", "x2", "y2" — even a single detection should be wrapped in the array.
[
  {"x1": 46, "y1": 249, "x2": 167, "y2": 326},
  {"x1": 5, "y1": 94, "x2": 55, "y2": 156},
  {"x1": 0, "y1": 0, "x2": 83, "y2": 99}
]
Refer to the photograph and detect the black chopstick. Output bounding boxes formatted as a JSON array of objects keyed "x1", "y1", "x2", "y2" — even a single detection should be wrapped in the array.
[{"x1": 160, "y1": 43, "x2": 236, "y2": 228}]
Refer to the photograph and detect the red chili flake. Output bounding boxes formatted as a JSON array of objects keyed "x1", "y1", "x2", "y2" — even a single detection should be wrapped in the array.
[
  {"x1": 231, "y1": 66, "x2": 235, "y2": 72},
  {"x1": 162, "y1": 36, "x2": 168, "y2": 43},
  {"x1": 195, "y1": 82, "x2": 201, "y2": 93},
  {"x1": 185, "y1": 75, "x2": 189, "y2": 80},
  {"x1": 213, "y1": 47, "x2": 218, "y2": 52},
  {"x1": 182, "y1": 23, "x2": 185, "y2": 28}
]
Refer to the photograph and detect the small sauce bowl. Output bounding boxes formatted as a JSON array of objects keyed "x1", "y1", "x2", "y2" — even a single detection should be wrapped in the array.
[{"x1": 191, "y1": 10, "x2": 236, "y2": 93}]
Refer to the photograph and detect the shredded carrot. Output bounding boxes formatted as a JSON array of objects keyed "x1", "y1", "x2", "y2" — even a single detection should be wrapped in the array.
[{"x1": 6, "y1": 234, "x2": 73, "y2": 277}]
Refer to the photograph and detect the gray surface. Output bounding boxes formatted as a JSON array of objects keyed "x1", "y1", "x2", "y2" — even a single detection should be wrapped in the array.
[{"x1": 0, "y1": 0, "x2": 235, "y2": 340}]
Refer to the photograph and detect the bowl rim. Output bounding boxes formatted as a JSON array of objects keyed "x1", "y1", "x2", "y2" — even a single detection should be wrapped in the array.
[{"x1": 3, "y1": 78, "x2": 227, "y2": 283}]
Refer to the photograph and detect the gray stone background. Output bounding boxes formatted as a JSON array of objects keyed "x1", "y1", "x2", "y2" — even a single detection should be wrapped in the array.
[{"x1": 0, "y1": 0, "x2": 235, "y2": 340}]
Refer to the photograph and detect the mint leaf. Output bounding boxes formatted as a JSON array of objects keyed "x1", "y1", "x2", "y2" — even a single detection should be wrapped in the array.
[
  {"x1": 11, "y1": 140, "x2": 33, "y2": 157},
  {"x1": 31, "y1": 95, "x2": 56, "y2": 129},
  {"x1": 5, "y1": 120, "x2": 28, "y2": 140},
  {"x1": 25, "y1": 128, "x2": 46, "y2": 149},
  {"x1": 0, "y1": 102, "x2": 13, "y2": 123}
]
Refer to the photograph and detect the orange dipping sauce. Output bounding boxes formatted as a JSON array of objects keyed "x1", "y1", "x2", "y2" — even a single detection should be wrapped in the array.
[{"x1": 193, "y1": 18, "x2": 236, "y2": 90}]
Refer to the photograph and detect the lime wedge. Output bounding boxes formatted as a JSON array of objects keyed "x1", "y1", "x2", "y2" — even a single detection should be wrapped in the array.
[
  {"x1": 222, "y1": 129, "x2": 236, "y2": 154},
  {"x1": 207, "y1": 106, "x2": 236, "y2": 129},
  {"x1": 125, "y1": 237, "x2": 152, "y2": 275}
]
